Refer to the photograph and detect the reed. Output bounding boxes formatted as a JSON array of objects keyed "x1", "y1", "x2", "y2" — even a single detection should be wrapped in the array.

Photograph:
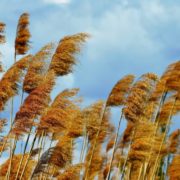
[{"x1": 0, "y1": 11, "x2": 179, "y2": 180}]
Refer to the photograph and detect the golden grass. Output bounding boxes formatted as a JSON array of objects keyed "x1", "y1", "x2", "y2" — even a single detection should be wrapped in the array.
[{"x1": 0, "y1": 12, "x2": 179, "y2": 180}]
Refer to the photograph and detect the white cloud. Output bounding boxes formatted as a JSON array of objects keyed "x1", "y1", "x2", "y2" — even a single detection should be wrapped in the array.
[{"x1": 43, "y1": 0, "x2": 70, "y2": 5}]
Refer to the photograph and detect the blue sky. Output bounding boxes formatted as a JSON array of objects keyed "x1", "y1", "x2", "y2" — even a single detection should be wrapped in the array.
[
  {"x1": 0, "y1": 0, "x2": 180, "y2": 164},
  {"x1": 1, "y1": 0, "x2": 180, "y2": 101}
]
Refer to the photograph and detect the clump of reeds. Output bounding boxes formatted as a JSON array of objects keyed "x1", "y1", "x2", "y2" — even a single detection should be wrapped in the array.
[
  {"x1": 0, "y1": 154, "x2": 35, "y2": 180},
  {"x1": 12, "y1": 71, "x2": 55, "y2": 137},
  {"x1": 0, "y1": 12, "x2": 179, "y2": 180}
]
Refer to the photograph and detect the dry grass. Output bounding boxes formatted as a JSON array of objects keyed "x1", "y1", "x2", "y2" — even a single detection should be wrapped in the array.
[{"x1": 0, "y1": 12, "x2": 179, "y2": 180}]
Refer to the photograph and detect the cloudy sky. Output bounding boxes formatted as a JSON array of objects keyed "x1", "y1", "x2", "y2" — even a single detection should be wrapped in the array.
[
  {"x1": 1, "y1": 0, "x2": 180, "y2": 102},
  {"x1": 0, "y1": 0, "x2": 180, "y2": 163}
]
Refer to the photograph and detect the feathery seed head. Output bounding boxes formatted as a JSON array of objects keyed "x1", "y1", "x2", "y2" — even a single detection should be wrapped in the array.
[
  {"x1": 15, "y1": 13, "x2": 31, "y2": 55},
  {"x1": 49, "y1": 33, "x2": 89, "y2": 76}
]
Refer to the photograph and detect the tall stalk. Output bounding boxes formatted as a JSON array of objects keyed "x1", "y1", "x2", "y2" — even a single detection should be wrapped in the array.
[
  {"x1": 5, "y1": 53, "x2": 17, "y2": 180},
  {"x1": 37, "y1": 131, "x2": 45, "y2": 161},
  {"x1": 6, "y1": 53, "x2": 16, "y2": 180},
  {"x1": 151, "y1": 97, "x2": 177, "y2": 179},
  {"x1": 137, "y1": 163, "x2": 143, "y2": 180},
  {"x1": 15, "y1": 127, "x2": 34, "y2": 180},
  {"x1": 142, "y1": 89, "x2": 168, "y2": 179},
  {"x1": 6, "y1": 137, "x2": 17, "y2": 180},
  {"x1": 106, "y1": 112, "x2": 123, "y2": 180},
  {"x1": 80, "y1": 133, "x2": 87, "y2": 163},
  {"x1": 80, "y1": 121, "x2": 88, "y2": 163},
  {"x1": 19, "y1": 133, "x2": 37, "y2": 180},
  {"x1": 0, "y1": 73, "x2": 25, "y2": 161},
  {"x1": 121, "y1": 129, "x2": 135, "y2": 180}
]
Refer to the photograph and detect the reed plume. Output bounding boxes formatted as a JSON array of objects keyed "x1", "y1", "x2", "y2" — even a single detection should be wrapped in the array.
[
  {"x1": 164, "y1": 61, "x2": 180, "y2": 92},
  {"x1": 49, "y1": 33, "x2": 89, "y2": 76},
  {"x1": 0, "y1": 22, "x2": 5, "y2": 69},
  {"x1": 107, "y1": 75, "x2": 135, "y2": 106},
  {"x1": 15, "y1": 13, "x2": 31, "y2": 55},
  {"x1": 0, "y1": 22, "x2": 5, "y2": 44},
  {"x1": 128, "y1": 122, "x2": 160, "y2": 160},
  {"x1": 23, "y1": 43, "x2": 55, "y2": 93},
  {"x1": 67, "y1": 110, "x2": 84, "y2": 138},
  {"x1": 0, "y1": 55, "x2": 32, "y2": 111},
  {"x1": 49, "y1": 135, "x2": 73, "y2": 167},
  {"x1": 37, "y1": 88, "x2": 80, "y2": 135},
  {"x1": 0, "y1": 119, "x2": 7, "y2": 133},
  {"x1": 150, "y1": 61, "x2": 180, "y2": 106},
  {"x1": 0, "y1": 135, "x2": 9, "y2": 153},
  {"x1": 158, "y1": 96, "x2": 180, "y2": 126},
  {"x1": 82, "y1": 101, "x2": 113, "y2": 144},
  {"x1": 123, "y1": 73, "x2": 158, "y2": 123},
  {"x1": 11, "y1": 71, "x2": 55, "y2": 137},
  {"x1": 168, "y1": 129, "x2": 180, "y2": 153},
  {"x1": 168, "y1": 155, "x2": 180, "y2": 180},
  {"x1": 32, "y1": 135, "x2": 73, "y2": 178}
]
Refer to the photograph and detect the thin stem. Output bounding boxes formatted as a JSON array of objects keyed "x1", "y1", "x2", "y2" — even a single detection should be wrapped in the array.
[
  {"x1": 154, "y1": 90, "x2": 168, "y2": 123},
  {"x1": 143, "y1": 90, "x2": 168, "y2": 178},
  {"x1": 6, "y1": 137, "x2": 17, "y2": 180},
  {"x1": 10, "y1": 98, "x2": 14, "y2": 128},
  {"x1": 151, "y1": 97, "x2": 177, "y2": 179},
  {"x1": 19, "y1": 133, "x2": 37, "y2": 180},
  {"x1": 82, "y1": 133, "x2": 89, "y2": 163},
  {"x1": 0, "y1": 81, "x2": 25, "y2": 158},
  {"x1": 15, "y1": 128, "x2": 33, "y2": 180},
  {"x1": 121, "y1": 129, "x2": 135, "y2": 180},
  {"x1": 137, "y1": 163, "x2": 143, "y2": 180},
  {"x1": 30, "y1": 132, "x2": 45, "y2": 180},
  {"x1": 127, "y1": 163, "x2": 132, "y2": 180},
  {"x1": 80, "y1": 124, "x2": 88, "y2": 163},
  {"x1": 106, "y1": 112, "x2": 123, "y2": 180},
  {"x1": 165, "y1": 154, "x2": 171, "y2": 177},
  {"x1": 37, "y1": 131, "x2": 45, "y2": 161}
]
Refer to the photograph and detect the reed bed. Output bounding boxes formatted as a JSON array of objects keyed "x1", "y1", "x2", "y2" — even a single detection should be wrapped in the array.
[{"x1": 0, "y1": 13, "x2": 179, "y2": 180}]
